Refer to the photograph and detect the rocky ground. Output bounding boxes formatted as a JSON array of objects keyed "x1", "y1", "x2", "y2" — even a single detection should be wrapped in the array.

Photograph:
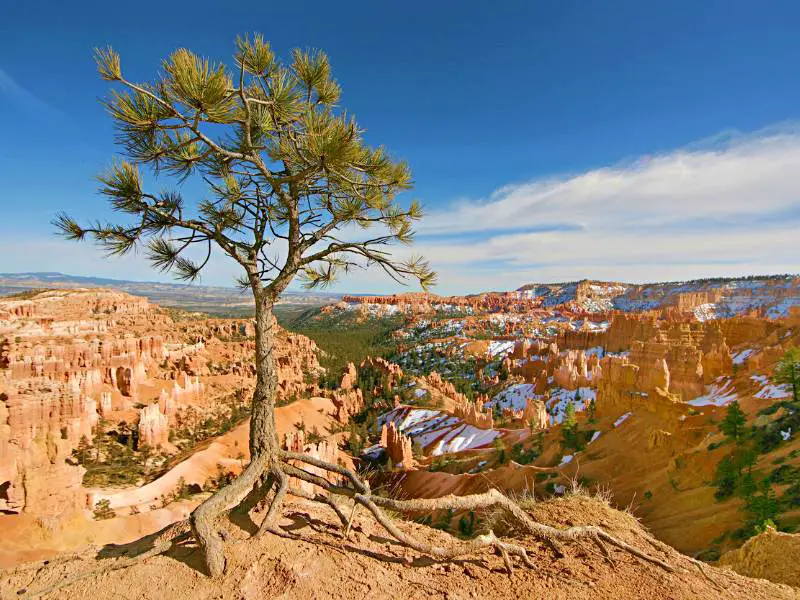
[{"x1": 2, "y1": 493, "x2": 796, "y2": 600}]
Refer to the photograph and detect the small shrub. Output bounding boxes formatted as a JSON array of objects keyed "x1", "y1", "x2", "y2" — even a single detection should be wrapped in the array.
[{"x1": 93, "y1": 499, "x2": 116, "y2": 520}]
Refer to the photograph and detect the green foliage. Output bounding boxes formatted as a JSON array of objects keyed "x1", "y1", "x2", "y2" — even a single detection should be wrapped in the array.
[
  {"x1": 412, "y1": 439, "x2": 424, "y2": 459},
  {"x1": 93, "y1": 499, "x2": 116, "y2": 520},
  {"x1": 713, "y1": 447, "x2": 757, "y2": 500},
  {"x1": 719, "y1": 401, "x2": 747, "y2": 442},
  {"x1": 58, "y1": 36, "x2": 435, "y2": 297},
  {"x1": 775, "y1": 347, "x2": 800, "y2": 402},
  {"x1": 429, "y1": 456, "x2": 455, "y2": 472},
  {"x1": 73, "y1": 421, "x2": 163, "y2": 488},
  {"x1": 587, "y1": 398, "x2": 596, "y2": 423},
  {"x1": 493, "y1": 437, "x2": 506, "y2": 465},
  {"x1": 168, "y1": 391, "x2": 251, "y2": 452},
  {"x1": 281, "y1": 310, "x2": 403, "y2": 386},
  {"x1": 560, "y1": 402, "x2": 586, "y2": 453},
  {"x1": 433, "y1": 509, "x2": 454, "y2": 532},
  {"x1": 458, "y1": 511, "x2": 477, "y2": 537},
  {"x1": 347, "y1": 422, "x2": 366, "y2": 455},
  {"x1": 306, "y1": 426, "x2": 324, "y2": 444},
  {"x1": 509, "y1": 442, "x2": 539, "y2": 465},
  {"x1": 740, "y1": 479, "x2": 780, "y2": 537}
]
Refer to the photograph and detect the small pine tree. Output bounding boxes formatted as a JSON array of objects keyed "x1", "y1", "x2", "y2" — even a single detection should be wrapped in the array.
[
  {"x1": 93, "y1": 499, "x2": 116, "y2": 520},
  {"x1": 775, "y1": 347, "x2": 800, "y2": 403},
  {"x1": 743, "y1": 479, "x2": 780, "y2": 535},
  {"x1": 74, "y1": 435, "x2": 92, "y2": 465},
  {"x1": 412, "y1": 439, "x2": 424, "y2": 459},
  {"x1": 719, "y1": 401, "x2": 747, "y2": 443},
  {"x1": 493, "y1": 437, "x2": 506, "y2": 464},
  {"x1": 561, "y1": 402, "x2": 583, "y2": 452}
]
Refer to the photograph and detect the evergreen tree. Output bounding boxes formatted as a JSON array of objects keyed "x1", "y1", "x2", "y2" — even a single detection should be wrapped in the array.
[
  {"x1": 561, "y1": 402, "x2": 583, "y2": 452},
  {"x1": 54, "y1": 36, "x2": 434, "y2": 576},
  {"x1": 587, "y1": 398, "x2": 596, "y2": 423},
  {"x1": 775, "y1": 347, "x2": 800, "y2": 403},
  {"x1": 719, "y1": 401, "x2": 747, "y2": 443},
  {"x1": 743, "y1": 479, "x2": 780, "y2": 535}
]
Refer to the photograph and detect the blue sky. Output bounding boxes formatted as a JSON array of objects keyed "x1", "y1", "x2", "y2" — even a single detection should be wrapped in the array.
[{"x1": 1, "y1": 0, "x2": 800, "y2": 293}]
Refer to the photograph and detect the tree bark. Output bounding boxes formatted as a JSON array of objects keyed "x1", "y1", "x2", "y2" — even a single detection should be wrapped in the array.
[
  {"x1": 190, "y1": 292, "x2": 281, "y2": 576},
  {"x1": 249, "y1": 296, "x2": 280, "y2": 463}
]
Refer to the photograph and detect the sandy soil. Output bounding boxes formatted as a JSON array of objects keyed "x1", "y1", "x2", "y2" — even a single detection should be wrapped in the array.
[{"x1": 2, "y1": 494, "x2": 796, "y2": 600}]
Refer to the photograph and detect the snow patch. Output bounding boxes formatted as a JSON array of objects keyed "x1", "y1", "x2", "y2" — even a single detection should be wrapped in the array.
[
  {"x1": 547, "y1": 387, "x2": 596, "y2": 426},
  {"x1": 613, "y1": 412, "x2": 632, "y2": 427},
  {"x1": 732, "y1": 349, "x2": 754, "y2": 365},
  {"x1": 378, "y1": 407, "x2": 500, "y2": 457},
  {"x1": 750, "y1": 374, "x2": 792, "y2": 400},
  {"x1": 693, "y1": 303, "x2": 718, "y2": 322},
  {"x1": 485, "y1": 383, "x2": 536, "y2": 412},
  {"x1": 687, "y1": 379, "x2": 738, "y2": 407},
  {"x1": 486, "y1": 340, "x2": 515, "y2": 358}
]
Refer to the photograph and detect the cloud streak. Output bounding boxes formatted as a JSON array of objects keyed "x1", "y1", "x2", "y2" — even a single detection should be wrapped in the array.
[
  {"x1": 3, "y1": 126, "x2": 799, "y2": 295},
  {"x1": 0, "y1": 68, "x2": 64, "y2": 119},
  {"x1": 407, "y1": 126, "x2": 800, "y2": 292}
]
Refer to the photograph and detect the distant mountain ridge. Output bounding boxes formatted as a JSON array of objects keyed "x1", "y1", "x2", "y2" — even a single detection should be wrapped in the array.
[
  {"x1": 0, "y1": 272, "x2": 341, "y2": 316},
  {"x1": 515, "y1": 275, "x2": 800, "y2": 318}
]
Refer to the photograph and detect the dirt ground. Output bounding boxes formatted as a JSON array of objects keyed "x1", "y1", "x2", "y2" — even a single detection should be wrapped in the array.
[{"x1": 2, "y1": 493, "x2": 797, "y2": 600}]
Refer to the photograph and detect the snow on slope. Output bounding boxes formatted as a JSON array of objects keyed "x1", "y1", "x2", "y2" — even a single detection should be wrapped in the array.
[
  {"x1": 378, "y1": 406, "x2": 499, "y2": 456},
  {"x1": 484, "y1": 384, "x2": 595, "y2": 426},
  {"x1": 547, "y1": 387, "x2": 596, "y2": 425},
  {"x1": 486, "y1": 340, "x2": 515, "y2": 358},
  {"x1": 732, "y1": 349, "x2": 754, "y2": 365},
  {"x1": 485, "y1": 383, "x2": 536, "y2": 412},
  {"x1": 613, "y1": 412, "x2": 632, "y2": 427},
  {"x1": 687, "y1": 379, "x2": 738, "y2": 407},
  {"x1": 751, "y1": 375, "x2": 792, "y2": 400},
  {"x1": 517, "y1": 277, "x2": 799, "y2": 320}
]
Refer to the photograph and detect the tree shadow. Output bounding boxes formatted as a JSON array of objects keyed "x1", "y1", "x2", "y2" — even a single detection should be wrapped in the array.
[
  {"x1": 95, "y1": 523, "x2": 207, "y2": 575},
  {"x1": 274, "y1": 510, "x2": 484, "y2": 570},
  {"x1": 89, "y1": 507, "x2": 486, "y2": 578}
]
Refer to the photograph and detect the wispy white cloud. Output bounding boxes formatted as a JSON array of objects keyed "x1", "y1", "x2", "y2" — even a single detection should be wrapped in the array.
[
  {"x1": 401, "y1": 126, "x2": 800, "y2": 292},
  {"x1": 0, "y1": 68, "x2": 63, "y2": 119},
  {"x1": 3, "y1": 126, "x2": 799, "y2": 295}
]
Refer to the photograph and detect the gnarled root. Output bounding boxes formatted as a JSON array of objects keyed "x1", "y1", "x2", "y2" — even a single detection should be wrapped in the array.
[
  {"x1": 190, "y1": 455, "x2": 269, "y2": 576},
  {"x1": 22, "y1": 451, "x2": 678, "y2": 599},
  {"x1": 276, "y1": 452, "x2": 676, "y2": 574}
]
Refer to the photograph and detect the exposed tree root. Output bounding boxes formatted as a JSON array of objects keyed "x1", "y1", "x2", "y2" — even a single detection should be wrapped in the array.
[
  {"x1": 256, "y1": 467, "x2": 288, "y2": 538},
  {"x1": 277, "y1": 453, "x2": 675, "y2": 573},
  {"x1": 286, "y1": 486, "x2": 351, "y2": 530},
  {"x1": 20, "y1": 452, "x2": 681, "y2": 599},
  {"x1": 191, "y1": 455, "x2": 269, "y2": 576}
]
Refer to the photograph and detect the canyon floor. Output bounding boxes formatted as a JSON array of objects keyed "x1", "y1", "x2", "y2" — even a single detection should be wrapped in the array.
[{"x1": 2, "y1": 278, "x2": 800, "y2": 596}]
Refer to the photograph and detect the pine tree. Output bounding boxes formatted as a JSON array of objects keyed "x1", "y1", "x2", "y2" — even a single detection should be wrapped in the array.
[
  {"x1": 43, "y1": 34, "x2": 680, "y2": 583},
  {"x1": 775, "y1": 347, "x2": 800, "y2": 403},
  {"x1": 561, "y1": 402, "x2": 582, "y2": 452},
  {"x1": 719, "y1": 401, "x2": 747, "y2": 443},
  {"x1": 54, "y1": 36, "x2": 434, "y2": 577}
]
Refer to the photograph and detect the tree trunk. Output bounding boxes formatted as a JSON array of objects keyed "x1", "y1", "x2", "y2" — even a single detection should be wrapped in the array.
[
  {"x1": 190, "y1": 294, "x2": 281, "y2": 577},
  {"x1": 249, "y1": 296, "x2": 280, "y2": 463}
]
